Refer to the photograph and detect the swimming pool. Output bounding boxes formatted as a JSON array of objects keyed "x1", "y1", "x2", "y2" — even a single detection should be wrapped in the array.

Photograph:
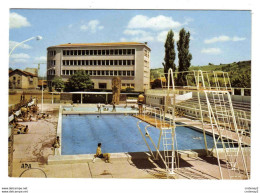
[
  {"x1": 61, "y1": 114, "x2": 217, "y2": 155},
  {"x1": 63, "y1": 106, "x2": 138, "y2": 113}
]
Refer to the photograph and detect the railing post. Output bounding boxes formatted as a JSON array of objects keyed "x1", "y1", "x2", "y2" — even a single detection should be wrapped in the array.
[
  {"x1": 231, "y1": 88, "x2": 235, "y2": 95},
  {"x1": 241, "y1": 88, "x2": 244, "y2": 96}
]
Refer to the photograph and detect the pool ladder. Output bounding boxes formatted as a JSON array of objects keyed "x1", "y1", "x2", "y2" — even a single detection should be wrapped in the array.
[{"x1": 161, "y1": 126, "x2": 178, "y2": 176}]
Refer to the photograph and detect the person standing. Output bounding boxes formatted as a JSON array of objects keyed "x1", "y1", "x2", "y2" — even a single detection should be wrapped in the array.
[
  {"x1": 112, "y1": 102, "x2": 116, "y2": 112},
  {"x1": 97, "y1": 103, "x2": 101, "y2": 113},
  {"x1": 137, "y1": 93, "x2": 145, "y2": 114}
]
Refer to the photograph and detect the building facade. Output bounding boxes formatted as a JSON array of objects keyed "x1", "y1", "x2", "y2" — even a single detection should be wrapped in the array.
[
  {"x1": 46, "y1": 42, "x2": 151, "y2": 92},
  {"x1": 9, "y1": 69, "x2": 38, "y2": 89}
]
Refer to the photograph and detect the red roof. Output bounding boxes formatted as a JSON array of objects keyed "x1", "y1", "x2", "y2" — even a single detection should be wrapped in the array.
[{"x1": 9, "y1": 69, "x2": 37, "y2": 77}]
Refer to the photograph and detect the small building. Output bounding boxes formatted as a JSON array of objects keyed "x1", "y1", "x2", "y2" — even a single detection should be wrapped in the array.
[
  {"x1": 38, "y1": 80, "x2": 48, "y2": 90},
  {"x1": 9, "y1": 69, "x2": 38, "y2": 89}
]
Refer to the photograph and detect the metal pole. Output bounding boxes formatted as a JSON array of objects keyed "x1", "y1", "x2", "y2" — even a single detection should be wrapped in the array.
[
  {"x1": 81, "y1": 94, "x2": 83, "y2": 104},
  {"x1": 41, "y1": 78, "x2": 43, "y2": 113}
]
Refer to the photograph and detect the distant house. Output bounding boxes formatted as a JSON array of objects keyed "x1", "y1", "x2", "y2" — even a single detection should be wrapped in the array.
[
  {"x1": 38, "y1": 80, "x2": 48, "y2": 90},
  {"x1": 9, "y1": 69, "x2": 38, "y2": 89},
  {"x1": 24, "y1": 68, "x2": 38, "y2": 76}
]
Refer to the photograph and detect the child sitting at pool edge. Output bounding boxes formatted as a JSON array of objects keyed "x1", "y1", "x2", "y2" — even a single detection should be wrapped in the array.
[{"x1": 93, "y1": 143, "x2": 111, "y2": 163}]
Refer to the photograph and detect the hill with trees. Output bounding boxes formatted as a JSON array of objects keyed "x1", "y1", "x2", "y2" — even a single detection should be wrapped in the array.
[{"x1": 150, "y1": 60, "x2": 251, "y2": 88}]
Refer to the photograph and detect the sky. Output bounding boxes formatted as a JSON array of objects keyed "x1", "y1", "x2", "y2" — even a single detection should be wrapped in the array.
[{"x1": 9, "y1": 9, "x2": 251, "y2": 76}]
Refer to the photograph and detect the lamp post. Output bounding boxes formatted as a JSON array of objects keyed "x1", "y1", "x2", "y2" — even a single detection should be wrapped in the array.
[
  {"x1": 36, "y1": 63, "x2": 53, "y2": 113},
  {"x1": 9, "y1": 36, "x2": 42, "y2": 57}
]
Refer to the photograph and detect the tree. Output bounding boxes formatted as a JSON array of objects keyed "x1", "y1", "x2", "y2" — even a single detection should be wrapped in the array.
[
  {"x1": 52, "y1": 76, "x2": 65, "y2": 91},
  {"x1": 151, "y1": 78, "x2": 163, "y2": 89},
  {"x1": 163, "y1": 30, "x2": 176, "y2": 83},
  {"x1": 65, "y1": 70, "x2": 93, "y2": 91},
  {"x1": 177, "y1": 28, "x2": 192, "y2": 86}
]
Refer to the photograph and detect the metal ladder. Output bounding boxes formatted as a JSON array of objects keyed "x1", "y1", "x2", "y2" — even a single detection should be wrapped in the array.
[
  {"x1": 161, "y1": 126, "x2": 178, "y2": 175},
  {"x1": 205, "y1": 90, "x2": 249, "y2": 179}
]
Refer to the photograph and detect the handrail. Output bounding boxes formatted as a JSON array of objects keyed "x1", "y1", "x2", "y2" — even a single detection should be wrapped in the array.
[{"x1": 136, "y1": 121, "x2": 155, "y2": 158}]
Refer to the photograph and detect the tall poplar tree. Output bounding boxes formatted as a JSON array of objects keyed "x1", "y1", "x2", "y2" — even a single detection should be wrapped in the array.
[
  {"x1": 177, "y1": 28, "x2": 192, "y2": 86},
  {"x1": 162, "y1": 30, "x2": 176, "y2": 83}
]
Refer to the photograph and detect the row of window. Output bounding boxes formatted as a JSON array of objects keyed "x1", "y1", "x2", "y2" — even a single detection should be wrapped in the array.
[
  {"x1": 122, "y1": 83, "x2": 135, "y2": 88},
  {"x1": 47, "y1": 70, "x2": 55, "y2": 75},
  {"x1": 62, "y1": 49, "x2": 135, "y2": 56},
  {"x1": 144, "y1": 49, "x2": 150, "y2": 58},
  {"x1": 62, "y1": 60, "x2": 135, "y2": 66},
  {"x1": 61, "y1": 70, "x2": 135, "y2": 76},
  {"x1": 12, "y1": 76, "x2": 33, "y2": 82},
  {"x1": 98, "y1": 83, "x2": 135, "y2": 89},
  {"x1": 48, "y1": 50, "x2": 56, "y2": 56},
  {"x1": 48, "y1": 60, "x2": 56, "y2": 66}
]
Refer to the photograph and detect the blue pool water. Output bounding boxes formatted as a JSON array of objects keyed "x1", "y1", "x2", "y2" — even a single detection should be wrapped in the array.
[
  {"x1": 61, "y1": 114, "x2": 216, "y2": 155},
  {"x1": 63, "y1": 106, "x2": 138, "y2": 113}
]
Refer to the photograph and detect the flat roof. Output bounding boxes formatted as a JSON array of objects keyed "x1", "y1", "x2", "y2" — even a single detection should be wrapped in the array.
[{"x1": 48, "y1": 42, "x2": 151, "y2": 50}]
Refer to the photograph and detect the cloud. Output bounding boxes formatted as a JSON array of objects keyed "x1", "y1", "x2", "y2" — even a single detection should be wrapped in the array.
[
  {"x1": 121, "y1": 15, "x2": 193, "y2": 43},
  {"x1": 120, "y1": 38, "x2": 128, "y2": 42},
  {"x1": 9, "y1": 40, "x2": 32, "y2": 50},
  {"x1": 10, "y1": 53, "x2": 30, "y2": 59},
  {"x1": 121, "y1": 29, "x2": 184, "y2": 43},
  {"x1": 123, "y1": 29, "x2": 149, "y2": 36},
  {"x1": 80, "y1": 25, "x2": 88, "y2": 31},
  {"x1": 156, "y1": 30, "x2": 180, "y2": 42},
  {"x1": 10, "y1": 12, "x2": 31, "y2": 29},
  {"x1": 204, "y1": 35, "x2": 246, "y2": 44},
  {"x1": 11, "y1": 59, "x2": 28, "y2": 63},
  {"x1": 127, "y1": 15, "x2": 182, "y2": 30},
  {"x1": 121, "y1": 29, "x2": 154, "y2": 42},
  {"x1": 80, "y1": 20, "x2": 104, "y2": 33},
  {"x1": 201, "y1": 48, "x2": 221, "y2": 54},
  {"x1": 120, "y1": 35, "x2": 154, "y2": 43},
  {"x1": 233, "y1": 36, "x2": 246, "y2": 41},
  {"x1": 10, "y1": 53, "x2": 30, "y2": 63},
  {"x1": 157, "y1": 31, "x2": 168, "y2": 42},
  {"x1": 123, "y1": 29, "x2": 151, "y2": 37},
  {"x1": 35, "y1": 56, "x2": 47, "y2": 62},
  {"x1": 183, "y1": 17, "x2": 194, "y2": 25}
]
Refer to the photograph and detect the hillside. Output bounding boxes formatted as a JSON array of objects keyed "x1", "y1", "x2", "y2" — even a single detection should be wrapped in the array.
[{"x1": 150, "y1": 60, "x2": 251, "y2": 88}]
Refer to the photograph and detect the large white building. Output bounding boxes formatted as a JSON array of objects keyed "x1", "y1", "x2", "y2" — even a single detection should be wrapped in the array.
[{"x1": 47, "y1": 42, "x2": 151, "y2": 91}]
